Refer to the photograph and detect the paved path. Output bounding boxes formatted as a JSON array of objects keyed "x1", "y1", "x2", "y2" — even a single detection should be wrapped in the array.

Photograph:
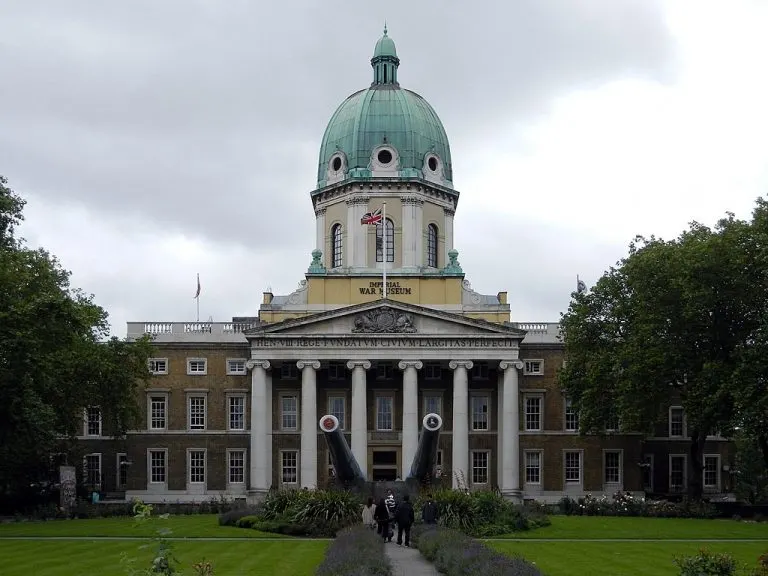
[{"x1": 384, "y1": 542, "x2": 439, "y2": 576}]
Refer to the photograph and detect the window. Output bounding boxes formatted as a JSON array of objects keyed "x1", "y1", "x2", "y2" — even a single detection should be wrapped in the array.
[
  {"x1": 525, "y1": 451, "x2": 542, "y2": 484},
  {"x1": 228, "y1": 450, "x2": 245, "y2": 484},
  {"x1": 328, "y1": 362, "x2": 345, "y2": 380},
  {"x1": 704, "y1": 455, "x2": 720, "y2": 490},
  {"x1": 83, "y1": 453, "x2": 101, "y2": 489},
  {"x1": 670, "y1": 455, "x2": 686, "y2": 492},
  {"x1": 471, "y1": 451, "x2": 489, "y2": 484},
  {"x1": 376, "y1": 219, "x2": 394, "y2": 262},
  {"x1": 669, "y1": 407, "x2": 685, "y2": 437},
  {"x1": 280, "y1": 363, "x2": 298, "y2": 380},
  {"x1": 117, "y1": 453, "x2": 128, "y2": 489},
  {"x1": 331, "y1": 223, "x2": 343, "y2": 268},
  {"x1": 226, "y1": 358, "x2": 246, "y2": 375},
  {"x1": 376, "y1": 396, "x2": 393, "y2": 431},
  {"x1": 148, "y1": 395, "x2": 167, "y2": 430},
  {"x1": 228, "y1": 395, "x2": 245, "y2": 431},
  {"x1": 471, "y1": 395, "x2": 490, "y2": 431},
  {"x1": 564, "y1": 398, "x2": 579, "y2": 432},
  {"x1": 423, "y1": 393, "x2": 442, "y2": 417},
  {"x1": 424, "y1": 364, "x2": 442, "y2": 380},
  {"x1": 328, "y1": 395, "x2": 346, "y2": 430},
  {"x1": 149, "y1": 449, "x2": 167, "y2": 484},
  {"x1": 85, "y1": 407, "x2": 102, "y2": 436},
  {"x1": 281, "y1": 394, "x2": 298, "y2": 431},
  {"x1": 189, "y1": 450, "x2": 206, "y2": 484},
  {"x1": 471, "y1": 363, "x2": 489, "y2": 380},
  {"x1": 564, "y1": 451, "x2": 582, "y2": 484},
  {"x1": 525, "y1": 395, "x2": 542, "y2": 431},
  {"x1": 376, "y1": 363, "x2": 394, "y2": 380},
  {"x1": 188, "y1": 395, "x2": 207, "y2": 430},
  {"x1": 642, "y1": 454, "x2": 654, "y2": 492},
  {"x1": 281, "y1": 451, "x2": 298, "y2": 484},
  {"x1": 427, "y1": 224, "x2": 438, "y2": 267},
  {"x1": 148, "y1": 358, "x2": 168, "y2": 375},
  {"x1": 604, "y1": 450, "x2": 622, "y2": 485},
  {"x1": 187, "y1": 358, "x2": 207, "y2": 375},
  {"x1": 524, "y1": 360, "x2": 543, "y2": 375}
]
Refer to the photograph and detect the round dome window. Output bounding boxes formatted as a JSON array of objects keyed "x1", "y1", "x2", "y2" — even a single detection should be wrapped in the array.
[
  {"x1": 428, "y1": 156, "x2": 438, "y2": 172},
  {"x1": 331, "y1": 156, "x2": 342, "y2": 172},
  {"x1": 377, "y1": 149, "x2": 393, "y2": 165}
]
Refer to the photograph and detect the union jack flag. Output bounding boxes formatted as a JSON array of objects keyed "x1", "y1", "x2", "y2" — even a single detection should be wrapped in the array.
[{"x1": 361, "y1": 207, "x2": 383, "y2": 225}]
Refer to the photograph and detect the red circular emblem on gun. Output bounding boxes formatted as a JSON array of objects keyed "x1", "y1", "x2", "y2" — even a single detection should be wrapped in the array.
[{"x1": 322, "y1": 416, "x2": 335, "y2": 430}]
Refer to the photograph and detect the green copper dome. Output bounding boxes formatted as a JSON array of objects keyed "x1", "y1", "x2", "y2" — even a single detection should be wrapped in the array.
[{"x1": 316, "y1": 28, "x2": 453, "y2": 190}]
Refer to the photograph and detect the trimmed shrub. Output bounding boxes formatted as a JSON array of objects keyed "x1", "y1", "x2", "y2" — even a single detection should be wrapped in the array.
[
  {"x1": 218, "y1": 505, "x2": 263, "y2": 527},
  {"x1": 315, "y1": 525, "x2": 392, "y2": 576},
  {"x1": 674, "y1": 548, "x2": 738, "y2": 576},
  {"x1": 557, "y1": 492, "x2": 718, "y2": 518},
  {"x1": 415, "y1": 526, "x2": 542, "y2": 576}
]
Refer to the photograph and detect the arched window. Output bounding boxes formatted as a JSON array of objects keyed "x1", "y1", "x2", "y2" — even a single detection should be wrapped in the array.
[
  {"x1": 427, "y1": 224, "x2": 438, "y2": 267},
  {"x1": 331, "y1": 224, "x2": 343, "y2": 268},
  {"x1": 376, "y1": 218, "x2": 394, "y2": 263}
]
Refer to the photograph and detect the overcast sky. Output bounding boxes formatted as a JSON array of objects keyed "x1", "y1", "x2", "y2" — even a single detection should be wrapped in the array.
[{"x1": 2, "y1": 0, "x2": 767, "y2": 336}]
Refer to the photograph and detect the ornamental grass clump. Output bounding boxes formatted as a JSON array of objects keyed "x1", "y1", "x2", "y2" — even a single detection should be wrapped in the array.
[
  {"x1": 315, "y1": 525, "x2": 392, "y2": 576},
  {"x1": 416, "y1": 527, "x2": 542, "y2": 576}
]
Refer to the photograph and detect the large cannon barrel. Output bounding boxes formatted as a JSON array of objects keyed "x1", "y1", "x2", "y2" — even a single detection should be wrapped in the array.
[
  {"x1": 318, "y1": 415, "x2": 365, "y2": 485},
  {"x1": 408, "y1": 413, "x2": 443, "y2": 481}
]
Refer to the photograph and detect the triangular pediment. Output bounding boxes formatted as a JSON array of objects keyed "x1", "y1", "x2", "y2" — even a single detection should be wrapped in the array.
[{"x1": 246, "y1": 300, "x2": 526, "y2": 339}]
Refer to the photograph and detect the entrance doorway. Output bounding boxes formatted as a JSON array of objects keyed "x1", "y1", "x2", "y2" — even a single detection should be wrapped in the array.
[{"x1": 371, "y1": 449, "x2": 399, "y2": 481}]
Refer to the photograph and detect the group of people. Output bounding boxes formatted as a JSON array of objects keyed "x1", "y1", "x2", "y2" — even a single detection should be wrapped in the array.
[{"x1": 361, "y1": 490, "x2": 439, "y2": 548}]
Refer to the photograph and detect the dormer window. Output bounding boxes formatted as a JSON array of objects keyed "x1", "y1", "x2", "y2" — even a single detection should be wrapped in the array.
[{"x1": 371, "y1": 146, "x2": 398, "y2": 174}]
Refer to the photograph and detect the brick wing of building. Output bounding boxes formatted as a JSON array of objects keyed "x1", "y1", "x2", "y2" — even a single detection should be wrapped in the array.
[{"x1": 79, "y1": 28, "x2": 733, "y2": 504}]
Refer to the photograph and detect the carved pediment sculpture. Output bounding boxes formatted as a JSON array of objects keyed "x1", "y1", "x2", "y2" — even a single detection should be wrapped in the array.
[{"x1": 352, "y1": 306, "x2": 417, "y2": 333}]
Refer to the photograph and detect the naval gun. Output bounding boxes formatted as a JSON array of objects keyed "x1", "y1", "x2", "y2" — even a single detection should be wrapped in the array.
[
  {"x1": 318, "y1": 414, "x2": 366, "y2": 489},
  {"x1": 407, "y1": 413, "x2": 443, "y2": 486}
]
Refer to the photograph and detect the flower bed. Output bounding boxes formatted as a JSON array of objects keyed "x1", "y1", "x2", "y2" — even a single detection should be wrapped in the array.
[
  {"x1": 315, "y1": 525, "x2": 392, "y2": 576},
  {"x1": 558, "y1": 492, "x2": 717, "y2": 518},
  {"x1": 414, "y1": 526, "x2": 542, "y2": 576}
]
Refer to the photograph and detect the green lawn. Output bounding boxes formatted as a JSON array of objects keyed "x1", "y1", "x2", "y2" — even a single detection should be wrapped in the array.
[{"x1": 0, "y1": 540, "x2": 328, "y2": 576}]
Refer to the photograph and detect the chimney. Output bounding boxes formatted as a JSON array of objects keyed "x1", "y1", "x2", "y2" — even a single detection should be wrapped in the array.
[
  {"x1": 262, "y1": 291, "x2": 273, "y2": 305},
  {"x1": 497, "y1": 291, "x2": 508, "y2": 304}
]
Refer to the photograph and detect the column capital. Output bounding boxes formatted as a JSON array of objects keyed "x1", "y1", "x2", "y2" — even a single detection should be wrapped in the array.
[
  {"x1": 346, "y1": 360, "x2": 372, "y2": 371},
  {"x1": 246, "y1": 360, "x2": 271, "y2": 371},
  {"x1": 499, "y1": 360, "x2": 524, "y2": 371},
  {"x1": 296, "y1": 360, "x2": 321, "y2": 371},
  {"x1": 398, "y1": 360, "x2": 423, "y2": 371},
  {"x1": 449, "y1": 360, "x2": 473, "y2": 370}
]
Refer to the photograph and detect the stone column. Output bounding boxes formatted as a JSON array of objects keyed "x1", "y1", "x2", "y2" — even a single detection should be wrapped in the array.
[
  {"x1": 246, "y1": 360, "x2": 271, "y2": 494},
  {"x1": 297, "y1": 360, "x2": 320, "y2": 489},
  {"x1": 499, "y1": 360, "x2": 523, "y2": 500},
  {"x1": 449, "y1": 360, "x2": 473, "y2": 488},
  {"x1": 346, "y1": 360, "x2": 371, "y2": 478},
  {"x1": 402, "y1": 197, "x2": 423, "y2": 269},
  {"x1": 497, "y1": 372, "x2": 504, "y2": 488},
  {"x1": 346, "y1": 196, "x2": 369, "y2": 268},
  {"x1": 315, "y1": 207, "x2": 326, "y2": 259},
  {"x1": 444, "y1": 207, "x2": 455, "y2": 267},
  {"x1": 398, "y1": 360, "x2": 423, "y2": 479}
]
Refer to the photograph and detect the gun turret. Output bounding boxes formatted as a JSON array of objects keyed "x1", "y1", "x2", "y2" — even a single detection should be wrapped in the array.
[
  {"x1": 319, "y1": 415, "x2": 365, "y2": 486},
  {"x1": 407, "y1": 413, "x2": 443, "y2": 483}
]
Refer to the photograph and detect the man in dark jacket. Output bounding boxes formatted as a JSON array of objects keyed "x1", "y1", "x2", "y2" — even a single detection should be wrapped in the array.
[
  {"x1": 421, "y1": 493, "x2": 439, "y2": 525},
  {"x1": 394, "y1": 494, "x2": 415, "y2": 547}
]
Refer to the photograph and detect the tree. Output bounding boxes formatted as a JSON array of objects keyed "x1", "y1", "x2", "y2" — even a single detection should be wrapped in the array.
[
  {"x1": 0, "y1": 175, "x2": 152, "y2": 509},
  {"x1": 558, "y1": 209, "x2": 763, "y2": 500}
]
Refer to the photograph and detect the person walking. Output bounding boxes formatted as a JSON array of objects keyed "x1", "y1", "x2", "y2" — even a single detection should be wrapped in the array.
[
  {"x1": 421, "y1": 493, "x2": 439, "y2": 525},
  {"x1": 384, "y1": 489, "x2": 396, "y2": 541},
  {"x1": 362, "y1": 497, "x2": 376, "y2": 529},
  {"x1": 374, "y1": 497, "x2": 391, "y2": 541},
  {"x1": 394, "y1": 494, "x2": 415, "y2": 547}
]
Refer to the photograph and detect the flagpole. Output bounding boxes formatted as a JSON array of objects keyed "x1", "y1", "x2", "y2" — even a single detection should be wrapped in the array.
[
  {"x1": 382, "y1": 202, "x2": 387, "y2": 299},
  {"x1": 195, "y1": 273, "x2": 200, "y2": 322}
]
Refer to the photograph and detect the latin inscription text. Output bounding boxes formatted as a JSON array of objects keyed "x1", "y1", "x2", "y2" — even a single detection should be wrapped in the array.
[{"x1": 252, "y1": 338, "x2": 514, "y2": 348}]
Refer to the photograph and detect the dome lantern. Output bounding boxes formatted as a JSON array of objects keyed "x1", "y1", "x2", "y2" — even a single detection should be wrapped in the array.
[{"x1": 371, "y1": 24, "x2": 399, "y2": 86}]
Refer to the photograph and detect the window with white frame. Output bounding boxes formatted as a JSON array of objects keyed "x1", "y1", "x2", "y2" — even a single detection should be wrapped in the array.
[
  {"x1": 117, "y1": 453, "x2": 128, "y2": 489},
  {"x1": 376, "y1": 396, "x2": 393, "y2": 431},
  {"x1": 669, "y1": 407, "x2": 685, "y2": 437},
  {"x1": 328, "y1": 362, "x2": 345, "y2": 380},
  {"x1": 525, "y1": 395, "x2": 542, "y2": 431},
  {"x1": 424, "y1": 364, "x2": 442, "y2": 380},
  {"x1": 328, "y1": 394, "x2": 345, "y2": 429},
  {"x1": 83, "y1": 453, "x2": 101, "y2": 488},
  {"x1": 186, "y1": 358, "x2": 207, "y2": 375},
  {"x1": 604, "y1": 450, "x2": 622, "y2": 485},
  {"x1": 281, "y1": 363, "x2": 298, "y2": 380},
  {"x1": 471, "y1": 451, "x2": 489, "y2": 484},
  {"x1": 376, "y1": 363, "x2": 394, "y2": 380},
  {"x1": 423, "y1": 393, "x2": 442, "y2": 417},
  {"x1": 228, "y1": 395, "x2": 245, "y2": 431},
  {"x1": 670, "y1": 455, "x2": 686, "y2": 492},
  {"x1": 85, "y1": 407, "x2": 102, "y2": 436},
  {"x1": 471, "y1": 363, "x2": 489, "y2": 380},
  {"x1": 704, "y1": 455, "x2": 720, "y2": 490},
  {"x1": 188, "y1": 450, "x2": 206, "y2": 484},
  {"x1": 524, "y1": 360, "x2": 543, "y2": 375},
  {"x1": 564, "y1": 451, "x2": 582, "y2": 484},
  {"x1": 281, "y1": 394, "x2": 298, "y2": 431},
  {"x1": 226, "y1": 358, "x2": 246, "y2": 375},
  {"x1": 148, "y1": 358, "x2": 168, "y2": 375},
  {"x1": 564, "y1": 398, "x2": 579, "y2": 432},
  {"x1": 228, "y1": 450, "x2": 245, "y2": 484},
  {"x1": 642, "y1": 454, "x2": 654, "y2": 492},
  {"x1": 149, "y1": 449, "x2": 167, "y2": 484},
  {"x1": 525, "y1": 451, "x2": 542, "y2": 484},
  {"x1": 188, "y1": 395, "x2": 207, "y2": 430},
  {"x1": 148, "y1": 395, "x2": 167, "y2": 430},
  {"x1": 471, "y1": 395, "x2": 490, "y2": 431},
  {"x1": 281, "y1": 451, "x2": 298, "y2": 484}
]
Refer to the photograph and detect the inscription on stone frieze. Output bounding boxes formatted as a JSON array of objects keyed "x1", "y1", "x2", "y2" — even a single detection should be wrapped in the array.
[
  {"x1": 359, "y1": 281, "x2": 412, "y2": 296},
  {"x1": 251, "y1": 337, "x2": 515, "y2": 348}
]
